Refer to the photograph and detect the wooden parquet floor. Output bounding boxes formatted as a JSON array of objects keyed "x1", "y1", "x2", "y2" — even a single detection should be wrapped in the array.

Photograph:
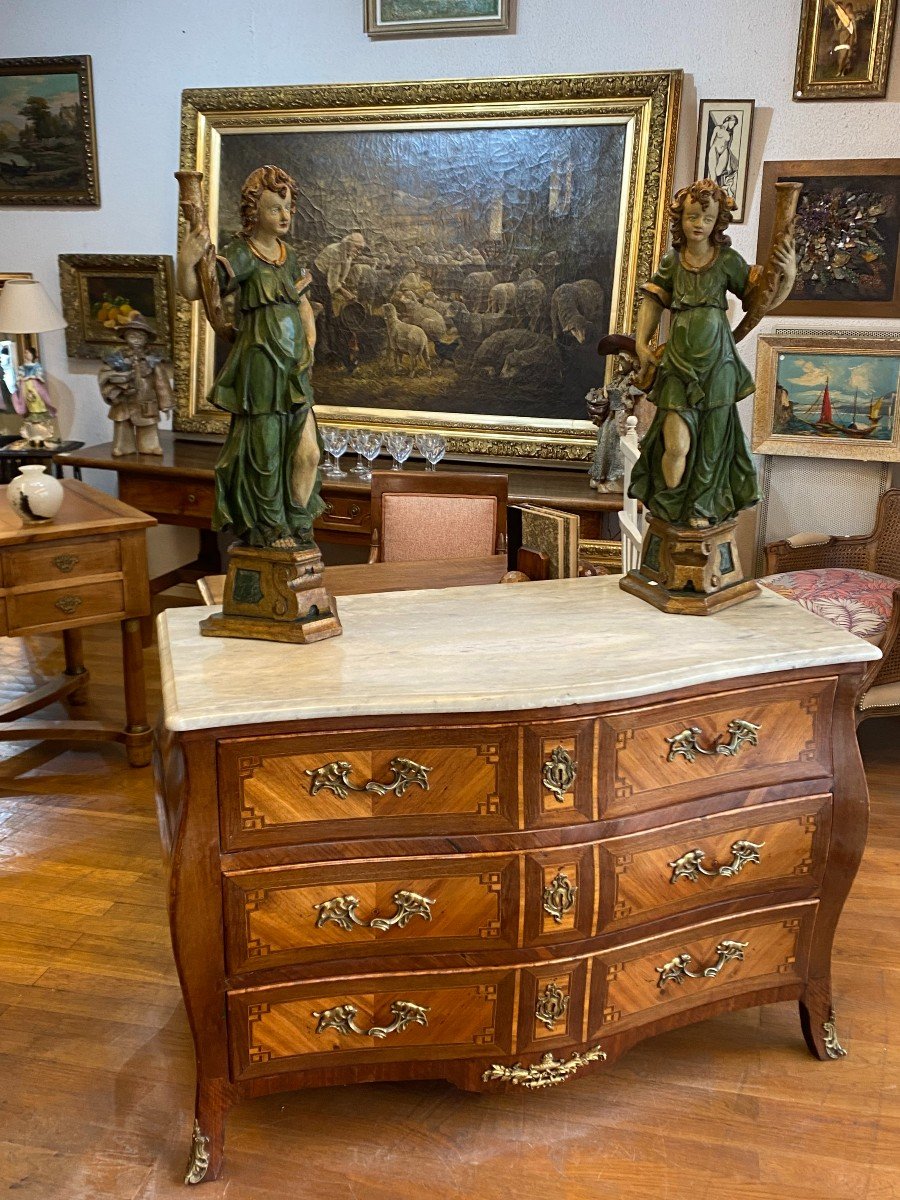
[{"x1": 0, "y1": 624, "x2": 897, "y2": 1200}]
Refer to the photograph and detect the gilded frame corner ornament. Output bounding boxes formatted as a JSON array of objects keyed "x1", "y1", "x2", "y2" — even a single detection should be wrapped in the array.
[
  {"x1": 793, "y1": 0, "x2": 897, "y2": 101},
  {"x1": 174, "y1": 71, "x2": 682, "y2": 461},
  {"x1": 57, "y1": 253, "x2": 176, "y2": 360}
]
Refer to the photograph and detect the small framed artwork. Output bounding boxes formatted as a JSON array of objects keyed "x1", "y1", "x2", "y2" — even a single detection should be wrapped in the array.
[
  {"x1": 758, "y1": 159, "x2": 900, "y2": 318},
  {"x1": 694, "y1": 99, "x2": 754, "y2": 222},
  {"x1": 364, "y1": 0, "x2": 512, "y2": 37},
  {"x1": 0, "y1": 56, "x2": 98, "y2": 206},
  {"x1": 794, "y1": 0, "x2": 897, "y2": 100},
  {"x1": 753, "y1": 333, "x2": 900, "y2": 461},
  {"x1": 58, "y1": 254, "x2": 175, "y2": 360}
]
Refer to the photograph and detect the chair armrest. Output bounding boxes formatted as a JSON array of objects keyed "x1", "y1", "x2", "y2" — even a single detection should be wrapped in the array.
[
  {"x1": 864, "y1": 585, "x2": 900, "y2": 692},
  {"x1": 763, "y1": 533, "x2": 873, "y2": 574},
  {"x1": 785, "y1": 531, "x2": 832, "y2": 548}
]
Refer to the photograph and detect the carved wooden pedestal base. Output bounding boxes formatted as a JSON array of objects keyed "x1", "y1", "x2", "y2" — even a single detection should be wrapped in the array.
[
  {"x1": 620, "y1": 515, "x2": 759, "y2": 616},
  {"x1": 200, "y1": 542, "x2": 342, "y2": 644}
]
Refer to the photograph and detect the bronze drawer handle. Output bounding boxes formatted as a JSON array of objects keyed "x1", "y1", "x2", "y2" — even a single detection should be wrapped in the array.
[
  {"x1": 54, "y1": 595, "x2": 83, "y2": 615},
  {"x1": 51, "y1": 553, "x2": 79, "y2": 573},
  {"x1": 541, "y1": 870, "x2": 577, "y2": 925},
  {"x1": 542, "y1": 746, "x2": 577, "y2": 802},
  {"x1": 665, "y1": 719, "x2": 760, "y2": 763},
  {"x1": 314, "y1": 889, "x2": 434, "y2": 932},
  {"x1": 669, "y1": 840, "x2": 764, "y2": 884},
  {"x1": 656, "y1": 939, "x2": 749, "y2": 989},
  {"x1": 313, "y1": 1000, "x2": 429, "y2": 1040},
  {"x1": 305, "y1": 757, "x2": 431, "y2": 799}
]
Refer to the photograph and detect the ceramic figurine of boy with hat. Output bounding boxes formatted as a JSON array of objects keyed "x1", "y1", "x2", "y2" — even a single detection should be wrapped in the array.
[{"x1": 97, "y1": 313, "x2": 175, "y2": 456}]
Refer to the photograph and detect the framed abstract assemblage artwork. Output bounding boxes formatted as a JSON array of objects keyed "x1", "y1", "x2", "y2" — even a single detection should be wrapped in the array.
[
  {"x1": 753, "y1": 333, "x2": 900, "y2": 462},
  {"x1": 694, "y1": 99, "x2": 754, "y2": 222},
  {"x1": 58, "y1": 254, "x2": 175, "y2": 360},
  {"x1": 175, "y1": 72, "x2": 682, "y2": 462},
  {"x1": 759, "y1": 160, "x2": 900, "y2": 319},
  {"x1": 364, "y1": 0, "x2": 513, "y2": 37},
  {"x1": 794, "y1": 0, "x2": 897, "y2": 100},
  {"x1": 0, "y1": 56, "x2": 98, "y2": 206}
]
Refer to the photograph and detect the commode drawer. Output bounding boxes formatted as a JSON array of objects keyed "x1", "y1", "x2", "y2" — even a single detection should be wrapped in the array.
[
  {"x1": 229, "y1": 967, "x2": 515, "y2": 1080},
  {"x1": 598, "y1": 677, "x2": 836, "y2": 818},
  {"x1": 590, "y1": 901, "x2": 816, "y2": 1036},
  {"x1": 597, "y1": 793, "x2": 832, "y2": 932},
  {"x1": 2, "y1": 536, "x2": 121, "y2": 587},
  {"x1": 223, "y1": 853, "x2": 519, "y2": 973},
  {"x1": 218, "y1": 725, "x2": 518, "y2": 850}
]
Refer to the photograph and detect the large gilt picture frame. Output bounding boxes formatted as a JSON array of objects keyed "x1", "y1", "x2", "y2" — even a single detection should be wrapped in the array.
[
  {"x1": 753, "y1": 333, "x2": 900, "y2": 462},
  {"x1": 175, "y1": 72, "x2": 681, "y2": 461}
]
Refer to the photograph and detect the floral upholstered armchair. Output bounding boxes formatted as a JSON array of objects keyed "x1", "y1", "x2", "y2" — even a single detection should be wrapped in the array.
[{"x1": 760, "y1": 489, "x2": 900, "y2": 722}]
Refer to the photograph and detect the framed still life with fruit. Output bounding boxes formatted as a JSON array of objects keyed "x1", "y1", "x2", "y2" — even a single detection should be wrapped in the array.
[
  {"x1": 174, "y1": 71, "x2": 682, "y2": 462},
  {"x1": 759, "y1": 159, "x2": 900, "y2": 318},
  {"x1": 753, "y1": 333, "x2": 900, "y2": 461},
  {"x1": 58, "y1": 254, "x2": 175, "y2": 360}
]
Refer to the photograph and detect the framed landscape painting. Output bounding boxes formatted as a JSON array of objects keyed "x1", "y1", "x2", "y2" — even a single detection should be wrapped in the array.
[
  {"x1": 794, "y1": 0, "x2": 897, "y2": 100},
  {"x1": 175, "y1": 72, "x2": 682, "y2": 462},
  {"x1": 753, "y1": 334, "x2": 900, "y2": 462},
  {"x1": 694, "y1": 99, "x2": 754, "y2": 222},
  {"x1": 365, "y1": 0, "x2": 512, "y2": 37},
  {"x1": 0, "y1": 56, "x2": 98, "y2": 206},
  {"x1": 58, "y1": 254, "x2": 175, "y2": 360},
  {"x1": 759, "y1": 159, "x2": 900, "y2": 318}
]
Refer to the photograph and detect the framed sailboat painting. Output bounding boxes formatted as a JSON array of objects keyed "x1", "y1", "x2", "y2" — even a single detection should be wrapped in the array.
[{"x1": 754, "y1": 334, "x2": 900, "y2": 461}]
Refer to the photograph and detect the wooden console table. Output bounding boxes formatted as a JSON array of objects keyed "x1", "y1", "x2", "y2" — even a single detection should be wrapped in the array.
[
  {"x1": 0, "y1": 480, "x2": 154, "y2": 766},
  {"x1": 56, "y1": 433, "x2": 622, "y2": 590},
  {"x1": 156, "y1": 577, "x2": 878, "y2": 1183}
]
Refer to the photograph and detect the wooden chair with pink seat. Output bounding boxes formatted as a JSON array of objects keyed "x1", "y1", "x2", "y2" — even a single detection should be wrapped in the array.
[{"x1": 368, "y1": 470, "x2": 508, "y2": 564}]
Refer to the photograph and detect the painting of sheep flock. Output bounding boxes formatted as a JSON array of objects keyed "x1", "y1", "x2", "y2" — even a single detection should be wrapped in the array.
[{"x1": 215, "y1": 122, "x2": 628, "y2": 427}]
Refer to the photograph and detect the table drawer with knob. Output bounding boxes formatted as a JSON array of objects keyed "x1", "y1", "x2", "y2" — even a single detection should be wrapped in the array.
[
  {"x1": 316, "y1": 494, "x2": 371, "y2": 536},
  {"x1": 598, "y1": 677, "x2": 836, "y2": 818},
  {"x1": 5, "y1": 577, "x2": 126, "y2": 634},
  {"x1": 219, "y1": 726, "x2": 518, "y2": 850},
  {"x1": 228, "y1": 967, "x2": 516, "y2": 1080},
  {"x1": 2, "y1": 536, "x2": 121, "y2": 587},
  {"x1": 118, "y1": 475, "x2": 214, "y2": 525},
  {"x1": 597, "y1": 793, "x2": 832, "y2": 932}
]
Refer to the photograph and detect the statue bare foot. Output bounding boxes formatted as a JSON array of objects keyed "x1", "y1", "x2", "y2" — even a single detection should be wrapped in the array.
[{"x1": 270, "y1": 535, "x2": 298, "y2": 549}]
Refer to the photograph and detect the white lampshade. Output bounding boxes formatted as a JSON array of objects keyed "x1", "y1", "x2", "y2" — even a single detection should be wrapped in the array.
[{"x1": 0, "y1": 279, "x2": 67, "y2": 333}]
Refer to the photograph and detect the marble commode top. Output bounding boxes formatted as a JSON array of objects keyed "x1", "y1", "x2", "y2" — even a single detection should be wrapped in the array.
[{"x1": 157, "y1": 575, "x2": 881, "y2": 732}]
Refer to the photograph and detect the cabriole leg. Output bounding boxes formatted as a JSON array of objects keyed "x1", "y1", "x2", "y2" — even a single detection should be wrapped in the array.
[
  {"x1": 799, "y1": 978, "x2": 848, "y2": 1061},
  {"x1": 185, "y1": 1079, "x2": 229, "y2": 1185}
]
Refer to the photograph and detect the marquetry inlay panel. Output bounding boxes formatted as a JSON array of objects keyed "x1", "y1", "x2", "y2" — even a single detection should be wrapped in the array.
[
  {"x1": 598, "y1": 677, "x2": 836, "y2": 817},
  {"x1": 597, "y1": 795, "x2": 832, "y2": 931}
]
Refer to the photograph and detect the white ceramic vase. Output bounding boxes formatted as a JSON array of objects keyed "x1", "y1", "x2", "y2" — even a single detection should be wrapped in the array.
[{"x1": 6, "y1": 464, "x2": 64, "y2": 523}]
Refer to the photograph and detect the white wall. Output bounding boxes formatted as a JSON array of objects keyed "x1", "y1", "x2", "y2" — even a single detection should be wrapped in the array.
[{"x1": 4, "y1": 0, "x2": 900, "y2": 568}]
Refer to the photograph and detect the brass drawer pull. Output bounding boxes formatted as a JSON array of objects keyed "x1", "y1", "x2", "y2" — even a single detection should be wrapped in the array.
[
  {"x1": 535, "y1": 981, "x2": 569, "y2": 1030},
  {"x1": 54, "y1": 595, "x2": 83, "y2": 615},
  {"x1": 665, "y1": 719, "x2": 760, "y2": 763},
  {"x1": 542, "y1": 746, "x2": 577, "y2": 802},
  {"x1": 313, "y1": 1000, "x2": 429, "y2": 1040},
  {"x1": 306, "y1": 756, "x2": 431, "y2": 799},
  {"x1": 656, "y1": 939, "x2": 749, "y2": 989},
  {"x1": 314, "y1": 889, "x2": 434, "y2": 932},
  {"x1": 669, "y1": 839, "x2": 764, "y2": 884},
  {"x1": 482, "y1": 1044, "x2": 607, "y2": 1089},
  {"x1": 51, "y1": 553, "x2": 79, "y2": 573},
  {"x1": 541, "y1": 870, "x2": 577, "y2": 925}
]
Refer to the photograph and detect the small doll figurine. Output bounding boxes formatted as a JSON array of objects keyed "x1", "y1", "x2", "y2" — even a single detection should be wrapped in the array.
[
  {"x1": 14, "y1": 346, "x2": 55, "y2": 419},
  {"x1": 629, "y1": 179, "x2": 795, "y2": 530},
  {"x1": 98, "y1": 314, "x2": 174, "y2": 456},
  {"x1": 587, "y1": 336, "x2": 655, "y2": 492}
]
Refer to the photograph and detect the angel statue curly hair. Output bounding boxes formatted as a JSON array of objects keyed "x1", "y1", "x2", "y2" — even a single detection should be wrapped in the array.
[
  {"x1": 239, "y1": 164, "x2": 297, "y2": 233},
  {"x1": 668, "y1": 179, "x2": 736, "y2": 249}
]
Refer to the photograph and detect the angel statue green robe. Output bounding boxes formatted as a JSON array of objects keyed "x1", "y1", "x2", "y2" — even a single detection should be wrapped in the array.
[
  {"x1": 210, "y1": 237, "x2": 325, "y2": 548},
  {"x1": 628, "y1": 246, "x2": 761, "y2": 527}
]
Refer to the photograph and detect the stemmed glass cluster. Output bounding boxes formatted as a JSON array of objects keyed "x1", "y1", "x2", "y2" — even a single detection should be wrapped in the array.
[
  {"x1": 320, "y1": 427, "x2": 447, "y2": 478},
  {"x1": 415, "y1": 433, "x2": 447, "y2": 471}
]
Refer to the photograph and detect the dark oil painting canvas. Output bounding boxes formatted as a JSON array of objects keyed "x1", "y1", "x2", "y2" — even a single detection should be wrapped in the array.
[
  {"x1": 774, "y1": 350, "x2": 899, "y2": 443},
  {"x1": 216, "y1": 123, "x2": 627, "y2": 424},
  {"x1": 0, "y1": 58, "x2": 97, "y2": 205},
  {"x1": 810, "y1": 0, "x2": 879, "y2": 83}
]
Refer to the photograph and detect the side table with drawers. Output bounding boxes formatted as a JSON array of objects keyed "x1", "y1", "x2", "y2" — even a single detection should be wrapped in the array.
[{"x1": 155, "y1": 575, "x2": 879, "y2": 1184}]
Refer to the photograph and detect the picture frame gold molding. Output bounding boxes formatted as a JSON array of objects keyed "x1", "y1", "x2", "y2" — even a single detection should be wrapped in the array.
[
  {"x1": 175, "y1": 71, "x2": 682, "y2": 461},
  {"x1": 793, "y1": 0, "x2": 898, "y2": 101},
  {"x1": 364, "y1": 0, "x2": 514, "y2": 38}
]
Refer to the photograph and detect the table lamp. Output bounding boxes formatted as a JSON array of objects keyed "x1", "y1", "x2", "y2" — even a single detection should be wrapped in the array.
[{"x1": 0, "y1": 279, "x2": 67, "y2": 446}]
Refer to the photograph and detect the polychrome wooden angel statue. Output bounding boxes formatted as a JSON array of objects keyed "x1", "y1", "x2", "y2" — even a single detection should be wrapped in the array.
[
  {"x1": 629, "y1": 178, "x2": 797, "y2": 530},
  {"x1": 176, "y1": 164, "x2": 324, "y2": 550}
]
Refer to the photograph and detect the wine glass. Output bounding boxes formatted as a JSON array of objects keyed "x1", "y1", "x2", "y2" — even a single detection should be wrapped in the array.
[
  {"x1": 416, "y1": 433, "x2": 446, "y2": 472},
  {"x1": 357, "y1": 431, "x2": 383, "y2": 482},
  {"x1": 385, "y1": 431, "x2": 413, "y2": 471},
  {"x1": 348, "y1": 428, "x2": 369, "y2": 476},
  {"x1": 321, "y1": 426, "x2": 350, "y2": 478}
]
